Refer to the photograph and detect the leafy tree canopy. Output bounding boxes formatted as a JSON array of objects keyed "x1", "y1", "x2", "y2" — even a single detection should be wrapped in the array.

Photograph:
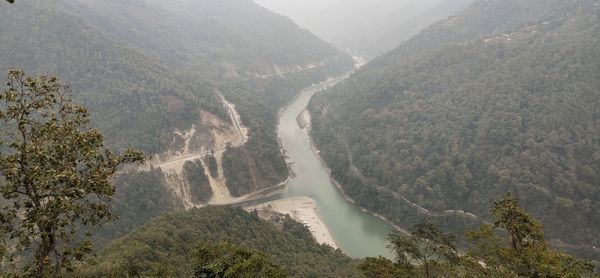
[
  {"x1": 467, "y1": 193, "x2": 596, "y2": 277},
  {"x1": 77, "y1": 206, "x2": 362, "y2": 277},
  {"x1": 192, "y1": 242, "x2": 287, "y2": 278},
  {"x1": 361, "y1": 193, "x2": 597, "y2": 277},
  {"x1": 0, "y1": 69, "x2": 144, "y2": 276}
]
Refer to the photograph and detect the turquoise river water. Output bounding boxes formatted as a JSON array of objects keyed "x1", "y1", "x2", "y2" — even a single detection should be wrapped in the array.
[{"x1": 272, "y1": 75, "x2": 396, "y2": 258}]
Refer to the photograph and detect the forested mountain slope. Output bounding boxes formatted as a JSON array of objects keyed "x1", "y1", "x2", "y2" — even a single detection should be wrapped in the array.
[
  {"x1": 69, "y1": 0, "x2": 348, "y2": 80},
  {"x1": 0, "y1": 0, "x2": 353, "y2": 247},
  {"x1": 77, "y1": 207, "x2": 363, "y2": 277},
  {"x1": 0, "y1": 0, "x2": 351, "y2": 154},
  {"x1": 0, "y1": 0, "x2": 224, "y2": 153},
  {"x1": 364, "y1": 0, "x2": 474, "y2": 57},
  {"x1": 376, "y1": 0, "x2": 588, "y2": 67},
  {"x1": 310, "y1": 0, "x2": 600, "y2": 259}
]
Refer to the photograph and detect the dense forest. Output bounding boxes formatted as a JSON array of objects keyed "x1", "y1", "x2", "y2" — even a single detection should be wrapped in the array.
[
  {"x1": 310, "y1": 0, "x2": 600, "y2": 259},
  {"x1": 221, "y1": 59, "x2": 353, "y2": 196},
  {"x1": 0, "y1": 66, "x2": 363, "y2": 277},
  {"x1": 69, "y1": 0, "x2": 349, "y2": 81},
  {"x1": 3, "y1": 0, "x2": 599, "y2": 276},
  {"x1": 76, "y1": 207, "x2": 363, "y2": 277},
  {"x1": 0, "y1": 0, "x2": 224, "y2": 154},
  {"x1": 0, "y1": 0, "x2": 354, "y2": 247},
  {"x1": 183, "y1": 160, "x2": 213, "y2": 204},
  {"x1": 83, "y1": 199, "x2": 599, "y2": 277},
  {"x1": 360, "y1": 194, "x2": 597, "y2": 277},
  {"x1": 0, "y1": 0, "x2": 352, "y2": 155},
  {"x1": 92, "y1": 169, "x2": 183, "y2": 247}
]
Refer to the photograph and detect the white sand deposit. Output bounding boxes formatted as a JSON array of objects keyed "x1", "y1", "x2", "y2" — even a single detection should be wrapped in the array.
[{"x1": 244, "y1": 196, "x2": 338, "y2": 249}]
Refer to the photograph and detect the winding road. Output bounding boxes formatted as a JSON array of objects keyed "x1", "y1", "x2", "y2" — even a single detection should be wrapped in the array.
[{"x1": 147, "y1": 94, "x2": 248, "y2": 169}]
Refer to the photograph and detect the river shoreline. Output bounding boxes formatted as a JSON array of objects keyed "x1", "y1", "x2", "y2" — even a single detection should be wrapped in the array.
[
  {"x1": 301, "y1": 107, "x2": 410, "y2": 235},
  {"x1": 261, "y1": 65, "x2": 399, "y2": 257},
  {"x1": 244, "y1": 196, "x2": 339, "y2": 249}
]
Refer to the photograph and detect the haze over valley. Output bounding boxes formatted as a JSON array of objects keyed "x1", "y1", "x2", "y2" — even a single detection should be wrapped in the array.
[
  {"x1": 256, "y1": 0, "x2": 475, "y2": 58},
  {"x1": 0, "y1": 0, "x2": 599, "y2": 277}
]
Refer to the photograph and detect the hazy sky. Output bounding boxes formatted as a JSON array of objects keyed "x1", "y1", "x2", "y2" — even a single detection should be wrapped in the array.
[
  {"x1": 254, "y1": 0, "x2": 342, "y2": 24},
  {"x1": 254, "y1": 0, "x2": 473, "y2": 57}
]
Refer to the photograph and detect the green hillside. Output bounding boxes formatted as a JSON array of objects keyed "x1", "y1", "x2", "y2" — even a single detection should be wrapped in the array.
[
  {"x1": 310, "y1": 0, "x2": 600, "y2": 259},
  {"x1": 0, "y1": 0, "x2": 353, "y2": 245},
  {"x1": 0, "y1": 0, "x2": 352, "y2": 154},
  {"x1": 77, "y1": 207, "x2": 363, "y2": 277},
  {"x1": 0, "y1": 0, "x2": 224, "y2": 154},
  {"x1": 220, "y1": 66, "x2": 353, "y2": 196},
  {"x1": 68, "y1": 0, "x2": 350, "y2": 81}
]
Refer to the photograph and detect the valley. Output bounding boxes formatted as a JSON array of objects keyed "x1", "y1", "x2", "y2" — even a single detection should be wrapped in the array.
[
  {"x1": 138, "y1": 66, "x2": 401, "y2": 258},
  {"x1": 1, "y1": 0, "x2": 599, "y2": 276},
  {"x1": 266, "y1": 70, "x2": 397, "y2": 258}
]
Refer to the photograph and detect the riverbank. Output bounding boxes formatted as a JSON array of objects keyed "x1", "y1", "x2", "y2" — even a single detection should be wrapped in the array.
[
  {"x1": 244, "y1": 196, "x2": 338, "y2": 249},
  {"x1": 270, "y1": 66, "x2": 396, "y2": 257},
  {"x1": 303, "y1": 109, "x2": 410, "y2": 235}
]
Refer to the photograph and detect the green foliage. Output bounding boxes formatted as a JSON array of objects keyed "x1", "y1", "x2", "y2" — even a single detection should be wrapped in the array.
[
  {"x1": 70, "y1": 0, "x2": 350, "y2": 82},
  {"x1": 192, "y1": 242, "x2": 287, "y2": 278},
  {"x1": 222, "y1": 146, "x2": 256, "y2": 197},
  {"x1": 183, "y1": 160, "x2": 213, "y2": 204},
  {"x1": 359, "y1": 256, "x2": 407, "y2": 278},
  {"x1": 0, "y1": 69, "x2": 144, "y2": 276},
  {"x1": 490, "y1": 193, "x2": 545, "y2": 253},
  {"x1": 361, "y1": 194, "x2": 597, "y2": 277},
  {"x1": 222, "y1": 58, "x2": 353, "y2": 197},
  {"x1": 389, "y1": 223, "x2": 460, "y2": 277},
  {"x1": 467, "y1": 193, "x2": 596, "y2": 277},
  {"x1": 0, "y1": 0, "x2": 353, "y2": 260},
  {"x1": 310, "y1": 0, "x2": 600, "y2": 258},
  {"x1": 77, "y1": 207, "x2": 362, "y2": 277},
  {"x1": 205, "y1": 154, "x2": 219, "y2": 179},
  {"x1": 361, "y1": 223, "x2": 461, "y2": 278},
  {"x1": 0, "y1": 1, "x2": 225, "y2": 154},
  {"x1": 92, "y1": 169, "x2": 184, "y2": 247},
  {"x1": 0, "y1": 0, "x2": 353, "y2": 156}
]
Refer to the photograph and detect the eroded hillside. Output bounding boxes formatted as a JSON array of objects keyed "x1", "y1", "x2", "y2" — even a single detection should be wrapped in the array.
[{"x1": 0, "y1": 0, "x2": 355, "y2": 245}]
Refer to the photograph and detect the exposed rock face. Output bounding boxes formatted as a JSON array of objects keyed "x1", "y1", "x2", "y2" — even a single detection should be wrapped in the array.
[{"x1": 140, "y1": 95, "x2": 249, "y2": 208}]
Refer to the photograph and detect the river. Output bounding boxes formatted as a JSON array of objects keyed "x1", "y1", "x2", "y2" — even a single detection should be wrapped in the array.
[{"x1": 272, "y1": 74, "x2": 396, "y2": 258}]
